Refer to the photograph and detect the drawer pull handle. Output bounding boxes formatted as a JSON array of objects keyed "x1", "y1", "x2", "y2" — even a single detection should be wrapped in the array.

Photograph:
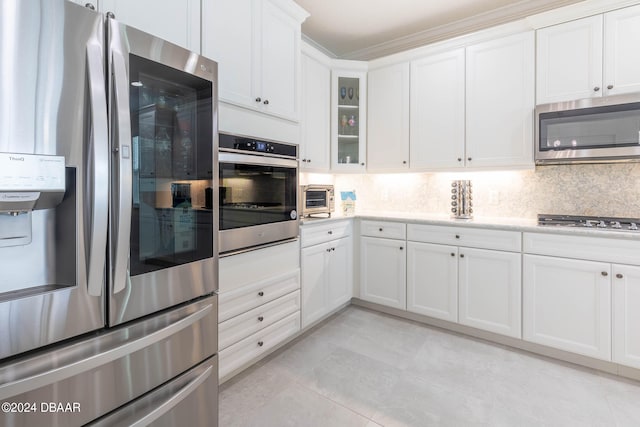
[
  {"x1": 601, "y1": 272, "x2": 608, "y2": 277},
  {"x1": 258, "y1": 316, "x2": 264, "y2": 322},
  {"x1": 258, "y1": 341, "x2": 264, "y2": 347},
  {"x1": 258, "y1": 291, "x2": 264, "y2": 297},
  {"x1": 616, "y1": 273, "x2": 623, "y2": 279}
]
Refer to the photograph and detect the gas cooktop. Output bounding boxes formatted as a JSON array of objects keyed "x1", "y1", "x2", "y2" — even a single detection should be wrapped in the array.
[{"x1": 537, "y1": 214, "x2": 640, "y2": 231}]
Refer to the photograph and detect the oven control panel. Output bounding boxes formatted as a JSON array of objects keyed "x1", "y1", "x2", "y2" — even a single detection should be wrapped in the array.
[{"x1": 219, "y1": 133, "x2": 297, "y2": 159}]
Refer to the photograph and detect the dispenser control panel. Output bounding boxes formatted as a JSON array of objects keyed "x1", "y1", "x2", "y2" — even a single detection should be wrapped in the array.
[{"x1": 0, "y1": 153, "x2": 65, "y2": 191}]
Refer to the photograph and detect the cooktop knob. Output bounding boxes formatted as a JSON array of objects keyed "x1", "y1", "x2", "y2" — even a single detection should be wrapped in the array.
[
  {"x1": 597, "y1": 220, "x2": 607, "y2": 228},
  {"x1": 611, "y1": 221, "x2": 622, "y2": 229},
  {"x1": 584, "y1": 220, "x2": 594, "y2": 227},
  {"x1": 630, "y1": 223, "x2": 638, "y2": 230}
]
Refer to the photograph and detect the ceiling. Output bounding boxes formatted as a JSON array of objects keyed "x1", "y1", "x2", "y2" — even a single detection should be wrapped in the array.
[{"x1": 293, "y1": 0, "x2": 585, "y2": 60}]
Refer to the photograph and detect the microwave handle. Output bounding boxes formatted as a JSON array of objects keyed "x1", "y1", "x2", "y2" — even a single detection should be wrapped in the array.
[
  {"x1": 85, "y1": 38, "x2": 110, "y2": 297},
  {"x1": 109, "y1": 20, "x2": 132, "y2": 295}
]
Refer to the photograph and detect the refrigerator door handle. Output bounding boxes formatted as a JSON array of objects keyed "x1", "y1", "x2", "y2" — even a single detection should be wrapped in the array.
[
  {"x1": 110, "y1": 29, "x2": 133, "y2": 295},
  {"x1": 86, "y1": 39, "x2": 109, "y2": 297},
  {"x1": 0, "y1": 302, "x2": 213, "y2": 400},
  {"x1": 128, "y1": 365, "x2": 213, "y2": 427}
]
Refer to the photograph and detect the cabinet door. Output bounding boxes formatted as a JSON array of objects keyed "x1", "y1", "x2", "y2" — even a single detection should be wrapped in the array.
[
  {"x1": 466, "y1": 31, "x2": 534, "y2": 168},
  {"x1": 301, "y1": 243, "x2": 329, "y2": 328},
  {"x1": 367, "y1": 63, "x2": 410, "y2": 171},
  {"x1": 410, "y1": 48, "x2": 465, "y2": 170},
  {"x1": 260, "y1": 0, "x2": 301, "y2": 120},
  {"x1": 604, "y1": 4, "x2": 640, "y2": 96},
  {"x1": 360, "y1": 237, "x2": 406, "y2": 309},
  {"x1": 328, "y1": 237, "x2": 353, "y2": 309},
  {"x1": 523, "y1": 255, "x2": 611, "y2": 360},
  {"x1": 407, "y1": 242, "x2": 458, "y2": 322},
  {"x1": 100, "y1": 0, "x2": 200, "y2": 51},
  {"x1": 536, "y1": 16, "x2": 603, "y2": 103},
  {"x1": 459, "y1": 248, "x2": 521, "y2": 338},
  {"x1": 202, "y1": 0, "x2": 257, "y2": 107},
  {"x1": 612, "y1": 264, "x2": 640, "y2": 369},
  {"x1": 300, "y1": 52, "x2": 331, "y2": 170},
  {"x1": 332, "y1": 70, "x2": 367, "y2": 171}
]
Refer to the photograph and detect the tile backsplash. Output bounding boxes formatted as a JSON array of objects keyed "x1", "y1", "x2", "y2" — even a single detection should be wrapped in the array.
[{"x1": 301, "y1": 163, "x2": 640, "y2": 219}]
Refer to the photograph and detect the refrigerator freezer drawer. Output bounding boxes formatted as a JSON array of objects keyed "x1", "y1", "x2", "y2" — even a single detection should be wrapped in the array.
[
  {"x1": 0, "y1": 295, "x2": 217, "y2": 427},
  {"x1": 88, "y1": 355, "x2": 218, "y2": 427}
]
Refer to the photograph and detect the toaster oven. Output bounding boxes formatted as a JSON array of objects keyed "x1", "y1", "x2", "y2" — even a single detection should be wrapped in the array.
[{"x1": 301, "y1": 185, "x2": 334, "y2": 218}]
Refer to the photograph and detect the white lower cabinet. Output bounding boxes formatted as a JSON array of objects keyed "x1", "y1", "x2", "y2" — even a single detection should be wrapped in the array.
[
  {"x1": 300, "y1": 220, "x2": 353, "y2": 328},
  {"x1": 459, "y1": 248, "x2": 521, "y2": 338},
  {"x1": 406, "y1": 242, "x2": 458, "y2": 322},
  {"x1": 612, "y1": 264, "x2": 640, "y2": 369},
  {"x1": 523, "y1": 254, "x2": 611, "y2": 360},
  {"x1": 360, "y1": 236, "x2": 406, "y2": 309}
]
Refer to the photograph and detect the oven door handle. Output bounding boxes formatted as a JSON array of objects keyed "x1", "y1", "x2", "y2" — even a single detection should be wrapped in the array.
[{"x1": 218, "y1": 152, "x2": 298, "y2": 168}]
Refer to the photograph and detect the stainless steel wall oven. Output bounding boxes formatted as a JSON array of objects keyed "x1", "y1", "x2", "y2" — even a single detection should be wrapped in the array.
[{"x1": 219, "y1": 133, "x2": 298, "y2": 254}]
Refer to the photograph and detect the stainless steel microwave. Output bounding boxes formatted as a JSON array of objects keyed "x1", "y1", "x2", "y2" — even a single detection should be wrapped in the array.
[
  {"x1": 535, "y1": 93, "x2": 640, "y2": 164},
  {"x1": 301, "y1": 184, "x2": 334, "y2": 218}
]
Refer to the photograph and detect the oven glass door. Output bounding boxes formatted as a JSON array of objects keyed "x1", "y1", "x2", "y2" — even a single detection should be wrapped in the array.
[
  {"x1": 219, "y1": 161, "x2": 297, "y2": 231},
  {"x1": 305, "y1": 190, "x2": 329, "y2": 209},
  {"x1": 129, "y1": 54, "x2": 214, "y2": 277}
]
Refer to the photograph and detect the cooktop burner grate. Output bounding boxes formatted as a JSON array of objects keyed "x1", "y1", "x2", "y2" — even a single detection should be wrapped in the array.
[{"x1": 537, "y1": 214, "x2": 640, "y2": 231}]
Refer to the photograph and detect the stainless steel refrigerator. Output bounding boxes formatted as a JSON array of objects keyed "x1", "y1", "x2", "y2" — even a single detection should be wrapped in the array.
[{"x1": 0, "y1": 1, "x2": 218, "y2": 426}]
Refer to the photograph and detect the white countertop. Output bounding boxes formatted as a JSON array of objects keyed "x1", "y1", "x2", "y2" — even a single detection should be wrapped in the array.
[{"x1": 301, "y1": 211, "x2": 640, "y2": 240}]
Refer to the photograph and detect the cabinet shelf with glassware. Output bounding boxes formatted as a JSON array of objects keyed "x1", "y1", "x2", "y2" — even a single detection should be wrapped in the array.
[{"x1": 331, "y1": 67, "x2": 367, "y2": 171}]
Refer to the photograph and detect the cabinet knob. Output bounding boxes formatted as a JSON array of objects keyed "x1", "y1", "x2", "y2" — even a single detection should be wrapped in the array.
[
  {"x1": 328, "y1": 230, "x2": 333, "y2": 234},
  {"x1": 326, "y1": 248, "x2": 331, "y2": 252},
  {"x1": 601, "y1": 271, "x2": 608, "y2": 277},
  {"x1": 258, "y1": 316, "x2": 264, "y2": 322},
  {"x1": 594, "y1": 87, "x2": 600, "y2": 92},
  {"x1": 460, "y1": 254, "x2": 465, "y2": 258},
  {"x1": 616, "y1": 273, "x2": 623, "y2": 279},
  {"x1": 85, "y1": 3, "x2": 96, "y2": 10},
  {"x1": 332, "y1": 247, "x2": 336, "y2": 251},
  {"x1": 255, "y1": 97, "x2": 262, "y2": 102},
  {"x1": 607, "y1": 84, "x2": 614, "y2": 90},
  {"x1": 403, "y1": 160, "x2": 407, "y2": 164},
  {"x1": 307, "y1": 159, "x2": 311, "y2": 163},
  {"x1": 379, "y1": 228, "x2": 383, "y2": 232},
  {"x1": 263, "y1": 99, "x2": 269, "y2": 105},
  {"x1": 399, "y1": 246, "x2": 404, "y2": 250},
  {"x1": 467, "y1": 157, "x2": 472, "y2": 161},
  {"x1": 457, "y1": 158, "x2": 462, "y2": 162},
  {"x1": 258, "y1": 341, "x2": 264, "y2": 347},
  {"x1": 455, "y1": 234, "x2": 460, "y2": 239},
  {"x1": 450, "y1": 253, "x2": 455, "y2": 257},
  {"x1": 302, "y1": 159, "x2": 307, "y2": 163},
  {"x1": 258, "y1": 291, "x2": 264, "y2": 297},
  {"x1": 361, "y1": 162, "x2": 365, "y2": 166},
  {"x1": 106, "y1": 11, "x2": 115, "y2": 19}
]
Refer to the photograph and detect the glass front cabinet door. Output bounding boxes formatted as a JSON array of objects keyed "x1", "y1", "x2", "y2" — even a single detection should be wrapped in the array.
[{"x1": 332, "y1": 68, "x2": 367, "y2": 171}]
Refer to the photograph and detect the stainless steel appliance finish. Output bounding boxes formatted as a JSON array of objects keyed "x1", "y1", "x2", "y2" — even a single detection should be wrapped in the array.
[
  {"x1": 219, "y1": 133, "x2": 299, "y2": 254},
  {"x1": 301, "y1": 184, "x2": 335, "y2": 218},
  {"x1": 0, "y1": 295, "x2": 217, "y2": 427},
  {"x1": 535, "y1": 93, "x2": 640, "y2": 164},
  {"x1": 0, "y1": 0, "x2": 107, "y2": 360},
  {"x1": 538, "y1": 214, "x2": 640, "y2": 231},
  {"x1": 0, "y1": 2, "x2": 218, "y2": 426},
  {"x1": 108, "y1": 19, "x2": 218, "y2": 326}
]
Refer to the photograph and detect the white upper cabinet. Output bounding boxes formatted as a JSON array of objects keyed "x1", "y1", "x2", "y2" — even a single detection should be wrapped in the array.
[
  {"x1": 300, "y1": 47, "x2": 331, "y2": 171},
  {"x1": 466, "y1": 31, "x2": 534, "y2": 168},
  {"x1": 202, "y1": 0, "x2": 308, "y2": 122},
  {"x1": 537, "y1": 4, "x2": 640, "y2": 104},
  {"x1": 603, "y1": 4, "x2": 640, "y2": 97},
  {"x1": 367, "y1": 62, "x2": 410, "y2": 172},
  {"x1": 100, "y1": 0, "x2": 200, "y2": 51},
  {"x1": 536, "y1": 15, "x2": 603, "y2": 104},
  {"x1": 410, "y1": 48, "x2": 465, "y2": 170}
]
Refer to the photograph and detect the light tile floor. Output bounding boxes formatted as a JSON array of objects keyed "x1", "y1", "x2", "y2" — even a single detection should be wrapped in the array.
[{"x1": 219, "y1": 306, "x2": 640, "y2": 426}]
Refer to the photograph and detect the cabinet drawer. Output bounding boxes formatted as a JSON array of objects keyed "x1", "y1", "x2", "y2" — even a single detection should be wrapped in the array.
[
  {"x1": 219, "y1": 311, "x2": 300, "y2": 379},
  {"x1": 523, "y1": 232, "x2": 640, "y2": 265},
  {"x1": 219, "y1": 269, "x2": 300, "y2": 322},
  {"x1": 219, "y1": 290, "x2": 300, "y2": 350},
  {"x1": 301, "y1": 219, "x2": 352, "y2": 247},
  {"x1": 408, "y1": 224, "x2": 521, "y2": 252},
  {"x1": 360, "y1": 220, "x2": 406, "y2": 240}
]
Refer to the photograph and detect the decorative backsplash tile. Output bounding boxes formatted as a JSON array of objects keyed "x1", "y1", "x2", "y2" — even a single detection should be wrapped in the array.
[{"x1": 301, "y1": 163, "x2": 640, "y2": 219}]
